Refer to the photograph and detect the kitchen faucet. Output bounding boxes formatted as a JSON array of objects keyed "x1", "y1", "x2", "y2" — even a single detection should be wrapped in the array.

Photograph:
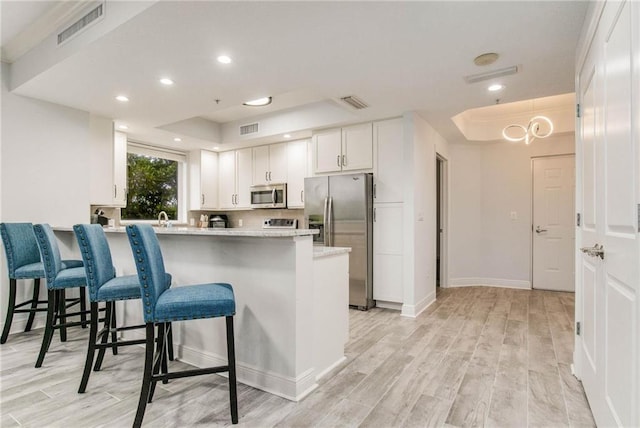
[{"x1": 158, "y1": 211, "x2": 168, "y2": 228}]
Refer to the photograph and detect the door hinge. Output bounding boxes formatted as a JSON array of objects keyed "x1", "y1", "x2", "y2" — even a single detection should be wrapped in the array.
[
  {"x1": 576, "y1": 103, "x2": 581, "y2": 118},
  {"x1": 576, "y1": 213, "x2": 581, "y2": 227},
  {"x1": 576, "y1": 321, "x2": 581, "y2": 336}
]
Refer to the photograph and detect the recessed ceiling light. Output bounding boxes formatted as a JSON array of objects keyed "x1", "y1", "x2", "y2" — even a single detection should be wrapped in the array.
[
  {"x1": 173, "y1": 137, "x2": 182, "y2": 142},
  {"x1": 115, "y1": 95, "x2": 129, "y2": 102},
  {"x1": 160, "y1": 78, "x2": 174, "y2": 85},
  {"x1": 488, "y1": 84, "x2": 505, "y2": 92},
  {"x1": 283, "y1": 134, "x2": 291, "y2": 139},
  {"x1": 217, "y1": 55, "x2": 232, "y2": 64},
  {"x1": 213, "y1": 146, "x2": 220, "y2": 150},
  {"x1": 243, "y1": 97, "x2": 272, "y2": 107},
  {"x1": 118, "y1": 125, "x2": 129, "y2": 130}
]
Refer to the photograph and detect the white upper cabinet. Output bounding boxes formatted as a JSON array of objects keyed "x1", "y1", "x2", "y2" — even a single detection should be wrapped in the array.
[
  {"x1": 252, "y1": 143, "x2": 288, "y2": 185},
  {"x1": 219, "y1": 148, "x2": 252, "y2": 210},
  {"x1": 373, "y1": 118, "x2": 404, "y2": 203},
  {"x1": 189, "y1": 150, "x2": 218, "y2": 210},
  {"x1": 287, "y1": 139, "x2": 309, "y2": 208},
  {"x1": 313, "y1": 123, "x2": 373, "y2": 174},
  {"x1": 89, "y1": 115, "x2": 127, "y2": 207}
]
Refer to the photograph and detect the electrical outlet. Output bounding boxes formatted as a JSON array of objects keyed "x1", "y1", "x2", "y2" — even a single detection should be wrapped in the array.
[{"x1": 238, "y1": 219, "x2": 243, "y2": 227}]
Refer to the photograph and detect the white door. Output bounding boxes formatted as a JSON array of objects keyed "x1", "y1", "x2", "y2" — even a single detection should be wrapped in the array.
[
  {"x1": 532, "y1": 155, "x2": 575, "y2": 291},
  {"x1": 576, "y1": 2, "x2": 639, "y2": 427},
  {"x1": 287, "y1": 139, "x2": 308, "y2": 209}
]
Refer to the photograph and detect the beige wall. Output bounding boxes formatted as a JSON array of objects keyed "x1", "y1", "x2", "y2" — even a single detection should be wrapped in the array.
[{"x1": 448, "y1": 133, "x2": 575, "y2": 287}]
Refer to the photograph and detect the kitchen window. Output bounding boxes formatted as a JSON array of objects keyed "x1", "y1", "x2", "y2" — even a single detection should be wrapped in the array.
[{"x1": 121, "y1": 143, "x2": 187, "y2": 222}]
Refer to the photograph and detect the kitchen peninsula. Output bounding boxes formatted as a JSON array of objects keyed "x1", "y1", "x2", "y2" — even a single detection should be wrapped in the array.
[{"x1": 53, "y1": 227, "x2": 350, "y2": 401}]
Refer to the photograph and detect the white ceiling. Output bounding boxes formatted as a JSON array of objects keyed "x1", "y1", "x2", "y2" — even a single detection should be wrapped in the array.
[{"x1": 1, "y1": 1, "x2": 589, "y2": 151}]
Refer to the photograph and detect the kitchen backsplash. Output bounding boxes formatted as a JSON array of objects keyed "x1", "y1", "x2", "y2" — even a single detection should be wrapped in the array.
[{"x1": 190, "y1": 209, "x2": 305, "y2": 229}]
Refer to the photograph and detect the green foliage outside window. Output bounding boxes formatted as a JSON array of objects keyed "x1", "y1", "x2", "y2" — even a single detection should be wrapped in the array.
[{"x1": 121, "y1": 153, "x2": 178, "y2": 220}]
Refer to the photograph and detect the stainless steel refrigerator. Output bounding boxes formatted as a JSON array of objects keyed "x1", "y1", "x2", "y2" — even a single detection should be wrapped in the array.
[{"x1": 304, "y1": 173, "x2": 374, "y2": 310}]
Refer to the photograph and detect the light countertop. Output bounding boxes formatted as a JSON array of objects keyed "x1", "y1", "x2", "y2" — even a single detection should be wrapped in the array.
[
  {"x1": 54, "y1": 226, "x2": 319, "y2": 238},
  {"x1": 313, "y1": 246, "x2": 351, "y2": 258}
]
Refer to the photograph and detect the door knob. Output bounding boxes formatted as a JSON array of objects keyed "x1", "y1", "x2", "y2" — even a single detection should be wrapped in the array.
[
  {"x1": 580, "y1": 243, "x2": 605, "y2": 260},
  {"x1": 535, "y1": 226, "x2": 548, "y2": 233}
]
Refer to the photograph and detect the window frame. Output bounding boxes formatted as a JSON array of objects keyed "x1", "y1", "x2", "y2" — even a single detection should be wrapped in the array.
[{"x1": 121, "y1": 142, "x2": 188, "y2": 225}]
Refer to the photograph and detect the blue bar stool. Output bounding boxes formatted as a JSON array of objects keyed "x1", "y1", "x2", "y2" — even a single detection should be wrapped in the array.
[
  {"x1": 126, "y1": 224, "x2": 238, "y2": 427},
  {"x1": 73, "y1": 224, "x2": 174, "y2": 393},
  {"x1": 33, "y1": 224, "x2": 90, "y2": 367},
  {"x1": 0, "y1": 222, "x2": 83, "y2": 344}
]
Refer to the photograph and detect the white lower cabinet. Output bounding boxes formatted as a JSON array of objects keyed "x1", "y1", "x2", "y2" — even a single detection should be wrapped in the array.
[{"x1": 373, "y1": 203, "x2": 403, "y2": 303}]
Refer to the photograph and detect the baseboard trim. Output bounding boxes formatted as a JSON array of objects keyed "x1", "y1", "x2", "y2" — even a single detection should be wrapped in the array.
[
  {"x1": 178, "y1": 344, "x2": 317, "y2": 402},
  {"x1": 448, "y1": 277, "x2": 531, "y2": 290},
  {"x1": 401, "y1": 291, "x2": 436, "y2": 318},
  {"x1": 375, "y1": 300, "x2": 402, "y2": 311},
  {"x1": 314, "y1": 355, "x2": 346, "y2": 381}
]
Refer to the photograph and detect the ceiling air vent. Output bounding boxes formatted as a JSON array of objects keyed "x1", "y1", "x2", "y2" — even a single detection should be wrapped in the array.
[
  {"x1": 464, "y1": 65, "x2": 519, "y2": 84},
  {"x1": 340, "y1": 95, "x2": 369, "y2": 110},
  {"x1": 57, "y1": 2, "x2": 105, "y2": 46},
  {"x1": 240, "y1": 122, "x2": 259, "y2": 136}
]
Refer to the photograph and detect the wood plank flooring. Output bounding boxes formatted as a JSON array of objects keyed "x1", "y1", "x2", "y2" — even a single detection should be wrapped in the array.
[{"x1": 0, "y1": 287, "x2": 595, "y2": 427}]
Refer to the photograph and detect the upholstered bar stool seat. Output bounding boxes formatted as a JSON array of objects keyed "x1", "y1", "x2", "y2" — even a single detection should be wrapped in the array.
[
  {"x1": 33, "y1": 224, "x2": 89, "y2": 367},
  {"x1": 0, "y1": 222, "x2": 83, "y2": 344},
  {"x1": 126, "y1": 224, "x2": 238, "y2": 427},
  {"x1": 74, "y1": 224, "x2": 174, "y2": 393}
]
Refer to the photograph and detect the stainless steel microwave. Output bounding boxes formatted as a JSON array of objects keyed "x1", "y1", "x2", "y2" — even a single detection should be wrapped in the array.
[{"x1": 250, "y1": 183, "x2": 287, "y2": 209}]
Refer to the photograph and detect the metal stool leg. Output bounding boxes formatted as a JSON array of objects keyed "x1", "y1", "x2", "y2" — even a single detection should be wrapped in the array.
[
  {"x1": 25, "y1": 278, "x2": 41, "y2": 332},
  {"x1": 111, "y1": 302, "x2": 118, "y2": 355},
  {"x1": 226, "y1": 316, "x2": 238, "y2": 424},
  {"x1": 167, "y1": 322, "x2": 174, "y2": 361},
  {"x1": 58, "y1": 289, "x2": 67, "y2": 342},
  {"x1": 93, "y1": 302, "x2": 112, "y2": 371},
  {"x1": 80, "y1": 287, "x2": 88, "y2": 328},
  {"x1": 1, "y1": 279, "x2": 17, "y2": 344}
]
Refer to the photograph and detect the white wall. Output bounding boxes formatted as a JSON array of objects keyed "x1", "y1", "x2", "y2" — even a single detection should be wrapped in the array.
[
  {"x1": 448, "y1": 133, "x2": 575, "y2": 287},
  {"x1": 1, "y1": 61, "x2": 92, "y2": 333},
  {"x1": 401, "y1": 112, "x2": 449, "y2": 317}
]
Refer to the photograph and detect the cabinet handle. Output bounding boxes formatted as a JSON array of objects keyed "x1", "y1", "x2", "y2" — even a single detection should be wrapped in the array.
[
  {"x1": 342, "y1": 155, "x2": 346, "y2": 167},
  {"x1": 114, "y1": 185, "x2": 117, "y2": 198},
  {"x1": 373, "y1": 183, "x2": 376, "y2": 199},
  {"x1": 373, "y1": 207, "x2": 376, "y2": 222},
  {"x1": 232, "y1": 194, "x2": 235, "y2": 205},
  {"x1": 337, "y1": 155, "x2": 341, "y2": 167},
  {"x1": 269, "y1": 171, "x2": 272, "y2": 181},
  {"x1": 202, "y1": 194, "x2": 205, "y2": 205},
  {"x1": 301, "y1": 190, "x2": 304, "y2": 203},
  {"x1": 265, "y1": 171, "x2": 268, "y2": 182}
]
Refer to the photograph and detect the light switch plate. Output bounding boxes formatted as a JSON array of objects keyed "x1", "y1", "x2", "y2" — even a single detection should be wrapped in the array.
[{"x1": 510, "y1": 211, "x2": 518, "y2": 220}]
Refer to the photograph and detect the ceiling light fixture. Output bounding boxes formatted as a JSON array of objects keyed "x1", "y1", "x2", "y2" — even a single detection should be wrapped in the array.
[
  {"x1": 217, "y1": 55, "x2": 232, "y2": 64},
  {"x1": 118, "y1": 125, "x2": 129, "y2": 130},
  {"x1": 160, "y1": 78, "x2": 174, "y2": 85},
  {"x1": 115, "y1": 95, "x2": 129, "y2": 102},
  {"x1": 283, "y1": 134, "x2": 291, "y2": 139},
  {"x1": 173, "y1": 137, "x2": 182, "y2": 142},
  {"x1": 488, "y1": 84, "x2": 504, "y2": 92},
  {"x1": 243, "y1": 97, "x2": 272, "y2": 107},
  {"x1": 213, "y1": 146, "x2": 220, "y2": 150},
  {"x1": 473, "y1": 52, "x2": 499, "y2": 66},
  {"x1": 502, "y1": 116, "x2": 554, "y2": 145}
]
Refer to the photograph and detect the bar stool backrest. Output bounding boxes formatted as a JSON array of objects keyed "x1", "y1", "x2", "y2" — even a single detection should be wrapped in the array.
[
  {"x1": 73, "y1": 224, "x2": 116, "y2": 301},
  {"x1": 126, "y1": 224, "x2": 170, "y2": 322},
  {"x1": 0, "y1": 223, "x2": 41, "y2": 278},
  {"x1": 33, "y1": 224, "x2": 63, "y2": 285}
]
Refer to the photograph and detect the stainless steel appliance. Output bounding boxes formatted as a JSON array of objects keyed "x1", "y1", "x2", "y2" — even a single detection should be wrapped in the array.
[
  {"x1": 208, "y1": 215, "x2": 228, "y2": 228},
  {"x1": 263, "y1": 218, "x2": 298, "y2": 229},
  {"x1": 250, "y1": 183, "x2": 287, "y2": 209},
  {"x1": 304, "y1": 173, "x2": 374, "y2": 310}
]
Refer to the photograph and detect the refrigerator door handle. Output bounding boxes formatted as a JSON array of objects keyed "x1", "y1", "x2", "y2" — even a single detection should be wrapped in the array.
[
  {"x1": 323, "y1": 197, "x2": 329, "y2": 245},
  {"x1": 327, "y1": 196, "x2": 333, "y2": 246}
]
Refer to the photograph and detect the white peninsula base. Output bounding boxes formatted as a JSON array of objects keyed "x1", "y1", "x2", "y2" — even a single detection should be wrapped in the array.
[{"x1": 54, "y1": 228, "x2": 349, "y2": 401}]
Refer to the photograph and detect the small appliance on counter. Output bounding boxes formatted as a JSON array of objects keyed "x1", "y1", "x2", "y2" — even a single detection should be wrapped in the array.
[
  {"x1": 209, "y1": 215, "x2": 228, "y2": 228},
  {"x1": 91, "y1": 209, "x2": 109, "y2": 226},
  {"x1": 263, "y1": 218, "x2": 298, "y2": 229}
]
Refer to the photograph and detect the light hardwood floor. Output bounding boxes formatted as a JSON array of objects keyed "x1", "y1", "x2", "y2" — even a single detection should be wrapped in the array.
[{"x1": 0, "y1": 287, "x2": 595, "y2": 427}]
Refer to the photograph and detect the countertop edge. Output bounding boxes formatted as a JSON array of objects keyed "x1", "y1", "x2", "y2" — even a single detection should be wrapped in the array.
[{"x1": 53, "y1": 226, "x2": 319, "y2": 238}]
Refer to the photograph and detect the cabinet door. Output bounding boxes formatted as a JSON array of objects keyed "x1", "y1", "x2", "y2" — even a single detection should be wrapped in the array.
[
  {"x1": 235, "y1": 148, "x2": 253, "y2": 208},
  {"x1": 113, "y1": 131, "x2": 128, "y2": 207},
  {"x1": 287, "y1": 139, "x2": 308, "y2": 208},
  {"x1": 374, "y1": 118, "x2": 404, "y2": 203},
  {"x1": 218, "y1": 151, "x2": 236, "y2": 209},
  {"x1": 89, "y1": 115, "x2": 115, "y2": 206},
  {"x1": 252, "y1": 145, "x2": 270, "y2": 185},
  {"x1": 268, "y1": 142, "x2": 288, "y2": 183},
  {"x1": 373, "y1": 203, "x2": 403, "y2": 302},
  {"x1": 314, "y1": 129, "x2": 342, "y2": 174},
  {"x1": 342, "y1": 123, "x2": 373, "y2": 171},
  {"x1": 200, "y1": 150, "x2": 218, "y2": 209}
]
